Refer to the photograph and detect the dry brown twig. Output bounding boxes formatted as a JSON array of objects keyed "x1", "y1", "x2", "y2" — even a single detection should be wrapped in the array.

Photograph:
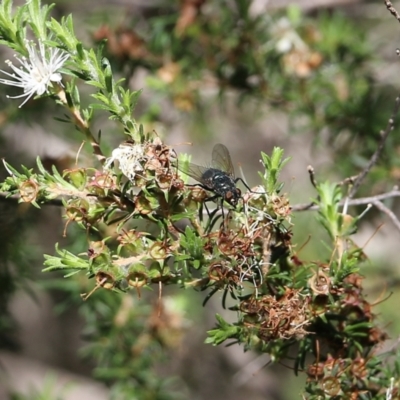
[
  {"x1": 307, "y1": 165, "x2": 317, "y2": 189},
  {"x1": 292, "y1": 92, "x2": 400, "y2": 233},
  {"x1": 55, "y1": 85, "x2": 106, "y2": 165},
  {"x1": 291, "y1": 188, "x2": 400, "y2": 212},
  {"x1": 372, "y1": 200, "x2": 400, "y2": 232},
  {"x1": 347, "y1": 96, "x2": 400, "y2": 199},
  {"x1": 383, "y1": 0, "x2": 400, "y2": 24},
  {"x1": 342, "y1": 92, "x2": 400, "y2": 230}
]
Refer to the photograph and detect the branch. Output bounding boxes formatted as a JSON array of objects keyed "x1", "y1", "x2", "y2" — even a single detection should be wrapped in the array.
[
  {"x1": 383, "y1": 0, "x2": 400, "y2": 23},
  {"x1": 348, "y1": 96, "x2": 400, "y2": 199},
  {"x1": 307, "y1": 165, "x2": 317, "y2": 188},
  {"x1": 0, "y1": 192, "x2": 63, "y2": 206},
  {"x1": 372, "y1": 199, "x2": 400, "y2": 232},
  {"x1": 3, "y1": 184, "x2": 400, "y2": 234},
  {"x1": 55, "y1": 86, "x2": 106, "y2": 165},
  {"x1": 0, "y1": 189, "x2": 134, "y2": 210},
  {"x1": 291, "y1": 188, "x2": 400, "y2": 211},
  {"x1": 296, "y1": 95, "x2": 400, "y2": 214}
]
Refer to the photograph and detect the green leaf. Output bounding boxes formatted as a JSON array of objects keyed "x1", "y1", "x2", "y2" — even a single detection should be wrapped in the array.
[
  {"x1": 27, "y1": 0, "x2": 54, "y2": 40},
  {"x1": 205, "y1": 314, "x2": 240, "y2": 345},
  {"x1": 180, "y1": 226, "x2": 205, "y2": 266},
  {"x1": 258, "y1": 147, "x2": 290, "y2": 194},
  {"x1": 43, "y1": 243, "x2": 89, "y2": 272},
  {"x1": 102, "y1": 57, "x2": 114, "y2": 94},
  {"x1": 314, "y1": 182, "x2": 343, "y2": 240}
]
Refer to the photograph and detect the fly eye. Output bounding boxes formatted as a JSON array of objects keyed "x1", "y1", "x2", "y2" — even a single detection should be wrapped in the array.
[{"x1": 225, "y1": 191, "x2": 239, "y2": 206}]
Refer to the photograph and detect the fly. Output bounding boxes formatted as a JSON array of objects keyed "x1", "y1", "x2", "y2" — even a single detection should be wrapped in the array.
[{"x1": 178, "y1": 143, "x2": 242, "y2": 207}]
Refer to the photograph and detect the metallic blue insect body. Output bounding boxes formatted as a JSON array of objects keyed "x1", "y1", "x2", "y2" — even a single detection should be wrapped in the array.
[{"x1": 178, "y1": 143, "x2": 241, "y2": 207}]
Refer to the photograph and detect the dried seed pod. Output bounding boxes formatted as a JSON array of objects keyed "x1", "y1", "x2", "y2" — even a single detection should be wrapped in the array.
[
  {"x1": 95, "y1": 271, "x2": 115, "y2": 290},
  {"x1": 321, "y1": 376, "x2": 341, "y2": 396},
  {"x1": 309, "y1": 269, "x2": 330, "y2": 295},
  {"x1": 127, "y1": 271, "x2": 149, "y2": 295},
  {"x1": 19, "y1": 179, "x2": 39, "y2": 202}
]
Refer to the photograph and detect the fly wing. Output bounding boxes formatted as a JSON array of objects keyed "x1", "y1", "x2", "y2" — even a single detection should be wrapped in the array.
[
  {"x1": 211, "y1": 143, "x2": 234, "y2": 176},
  {"x1": 177, "y1": 161, "x2": 210, "y2": 186}
]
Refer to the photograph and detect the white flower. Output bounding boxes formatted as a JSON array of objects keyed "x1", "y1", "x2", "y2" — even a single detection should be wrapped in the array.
[
  {"x1": 0, "y1": 40, "x2": 69, "y2": 107},
  {"x1": 104, "y1": 143, "x2": 146, "y2": 181}
]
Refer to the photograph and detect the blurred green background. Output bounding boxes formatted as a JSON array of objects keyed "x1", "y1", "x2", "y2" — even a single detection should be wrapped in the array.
[{"x1": 1, "y1": 0, "x2": 400, "y2": 399}]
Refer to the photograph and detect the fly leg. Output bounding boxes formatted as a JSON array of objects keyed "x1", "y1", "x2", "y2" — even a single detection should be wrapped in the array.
[
  {"x1": 218, "y1": 198, "x2": 228, "y2": 231},
  {"x1": 185, "y1": 183, "x2": 212, "y2": 222},
  {"x1": 184, "y1": 183, "x2": 223, "y2": 231},
  {"x1": 235, "y1": 177, "x2": 268, "y2": 195},
  {"x1": 234, "y1": 177, "x2": 253, "y2": 192},
  {"x1": 203, "y1": 195, "x2": 223, "y2": 233}
]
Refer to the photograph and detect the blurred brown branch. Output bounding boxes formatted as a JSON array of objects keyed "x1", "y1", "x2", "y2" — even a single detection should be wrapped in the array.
[
  {"x1": 291, "y1": 188, "x2": 400, "y2": 211},
  {"x1": 383, "y1": 0, "x2": 400, "y2": 24},
  {"x1": 372, "y1": 199, "x2": 400, "y2": 232},
  {"x1": 348, "y1": 96, "x2": 400, "y2": 199}
]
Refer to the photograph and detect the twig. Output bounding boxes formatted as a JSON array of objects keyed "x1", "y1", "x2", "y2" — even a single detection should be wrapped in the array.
[
  {"x1": 298, "y1": 165, "x2": 320, "y2": 211},
  {"x1": 337, "y1": 174, "x2": 360, "y2": 187},
  {"x1": 307, "y1": 165, "x2": 317, "y2": 188},
  {"x1": 348, "y1": 96, "x2": 400, "y2": 199},
  {"x1": 0, "y1": 190, "x2": 134, "y2": 210},
  {"x1": 2, "y1": 185, "x2": 400, "y2": 233},
  {"x1": 55, "y1": 86, "x2": 106, "y2": 165},
  {"x1": 0, "y1": 192, "x2": 63, "y2": 206},
  {"x1": 373, "y1": 200, "x2": 400, "y2": 232},
  {"x1": 383, "y1": 0, "x2": 400, "y2": 23},
  {"x1": 293, "y1": 201, "x2": 315, "y2": 211},
  {"x1": 291, "y1": 188, "x2": 400, "y2": 211}
]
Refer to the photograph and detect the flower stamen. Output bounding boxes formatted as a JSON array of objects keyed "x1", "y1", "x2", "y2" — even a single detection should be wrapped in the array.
[{"x1": 0, "y1": 40, "x2": 69, "y2": 107}]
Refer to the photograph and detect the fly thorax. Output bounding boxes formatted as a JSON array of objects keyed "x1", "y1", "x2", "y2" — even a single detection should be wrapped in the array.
[{"x1": 212, "y1": 173, "x2": 236, "y2": 194}]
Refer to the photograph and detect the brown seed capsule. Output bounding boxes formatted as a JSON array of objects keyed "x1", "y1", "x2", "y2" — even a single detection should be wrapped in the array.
[
  {"x1": 19, "y1": 179, "x2": 39, "y2": 203},
  {"x1": 309, "y1": 269, "x2": 330, "y2": 295}
]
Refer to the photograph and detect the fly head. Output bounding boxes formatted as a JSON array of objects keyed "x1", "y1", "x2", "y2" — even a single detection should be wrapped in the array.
[{"x1": 224, "y1": 187, "x2": 241, "y2": 207}]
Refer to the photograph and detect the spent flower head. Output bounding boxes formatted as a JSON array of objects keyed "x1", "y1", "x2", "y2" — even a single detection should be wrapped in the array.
[{"x1": 0, "y1": 39, "x2": 69, "y2": 107}]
